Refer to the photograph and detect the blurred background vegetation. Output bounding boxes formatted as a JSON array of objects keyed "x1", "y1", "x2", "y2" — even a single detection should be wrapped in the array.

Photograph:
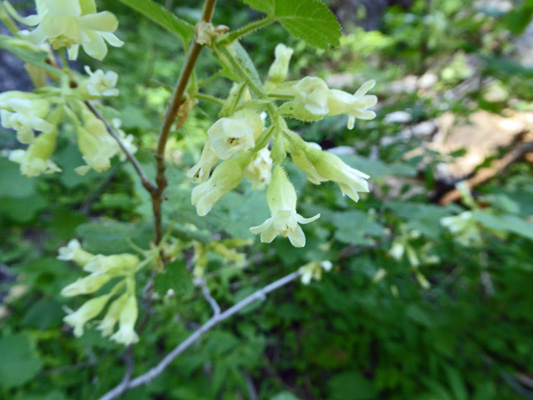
[{"x1": 1, "y1": 0, "x2": 533, "y2": 399}]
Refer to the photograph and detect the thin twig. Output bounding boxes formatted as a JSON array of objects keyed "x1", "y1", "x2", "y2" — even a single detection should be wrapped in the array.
[
  {"x1": 197, "y1": 277, "x2": 221, "y2": 316},
  {"x1": 85, "y1": 101, "x2": 157, "y2": 195},
  {"x1": 152, "y1": 0, "x2": 217, "y2": 245},
  {"x1": 97, "y1": 270, "x2": 301, "y2": 400}
]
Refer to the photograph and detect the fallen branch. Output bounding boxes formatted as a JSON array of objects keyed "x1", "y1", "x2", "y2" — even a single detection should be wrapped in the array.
[{"x1": 439, "y1": 141, "x2": 533, "y2": 205}]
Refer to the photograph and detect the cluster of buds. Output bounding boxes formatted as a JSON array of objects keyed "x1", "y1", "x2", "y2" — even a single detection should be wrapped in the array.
[
  {"x1": 58, "y1": 239, "x2": 141, "y2": 345},
  {"x1": 1, "y1": 66, "x2": 135, "y2": 177},
  {"x1": 187, "y1": 43, "x2": 377, "y2": 248},
  {"x1": 441, "y1": 211, "x2": 482, "y2": 247},
  {"x1": 4, "y1": 0, "x2": 123, "y2": 60}
]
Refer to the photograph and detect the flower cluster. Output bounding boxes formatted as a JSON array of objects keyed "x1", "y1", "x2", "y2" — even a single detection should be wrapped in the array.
[
  {"x1": 1, "y1": 66, "x2": 136, "y2": 177},
  {"x1": 5, "y1": 0, "x2": 123, "y2": 60},
  {"x1": 299, "y1": 261, "x2": 333, "y2": 285},
  {"x1": 187, "y1": 43, "x2": 377, "y2": 247},
  {"x1": 58, "y1": 239, "x2": 142, "y2": 345}
]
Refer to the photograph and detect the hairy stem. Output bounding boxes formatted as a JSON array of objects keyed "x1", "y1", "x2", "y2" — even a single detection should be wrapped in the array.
[
  {"x1": 221, "y1": 16, "x2": 275, "y2": 44},
  {"x1": 97, "y1": 270, "x2": 301, "y2": 400}
]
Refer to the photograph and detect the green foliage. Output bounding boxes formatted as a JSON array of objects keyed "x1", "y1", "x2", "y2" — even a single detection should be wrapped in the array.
[
  {"x1": 1, "y1": 0, "x2": 533, "y2": 399},
  {"x1": 242, "y1": 0, "x2": 341, "y2": 49},
  {"x1": 116, "y1": 0, "x2": 194, "y2": 45}
]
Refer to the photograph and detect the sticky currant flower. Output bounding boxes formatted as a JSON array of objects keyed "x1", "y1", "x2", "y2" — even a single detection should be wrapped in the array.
[
  {"x1": 244, "y1": 147, "x2": 273, "y2": 190},
  {"x1": 61, "y1": 272, "x2": 113, "y2": 297},
  {"x1": 75, "y1": 109, "x2": 119, "y2": 175},
  {"x1": 80, "y1": 66, "x2": 119, "y2": 98},
  {"x1": 63, "y1": 293, "x2": 112, "y2": 337},
  {"x1": 0, "y1": 97, "x2": 54, "y2": 144},
  {"x1": 299, "y1": 260, "x2": 333, "y2": 284},
  {"x1": 112, "y1": 119, "x2": 137, "y2": 161},
  {"x1": 97, "y1": 293, "x2": 128, "y2": 337},
  {"x1": 191, "y1": 153, "x2": 252, "y2": 216},
  {"x1": 8, "y1": 129, "x2": 61, "y2": 177},
  {"x1": 287, "y1": 132, "x2": 370, "y2": 202},
  {"x1": 187, "y1": 142, "x2": 220, "y2": 184},
  {"x1": 288, "y1": 77, "x2": 330, "y2": 121},
  {"x1": 250, "y1": 165, "x2": 319, "y2": 248},
  {"x1": 6, "y1": 0, "x2": 124, "y2": 60},
  {"x1": 110, "y1": 295, "x2": 139, "y2": 345},
  {"x1": 83, "y1": 254, "x2": 139, "y2": 274},
  {"x1": 441, "y1": 211, "x2": 482, "y2": 246},
  {"x1": 266, "y1": 43, "x2": 294, "y2": 89},
  {"x1": 327, "y1": 80, "x2": 378, "y2": 130},
  {"x1": 207, "y1": 110, "x2": 263, "y2": 160},
  {"x1": 57, "y1": 239, "x2": 94, "y2": 266}
]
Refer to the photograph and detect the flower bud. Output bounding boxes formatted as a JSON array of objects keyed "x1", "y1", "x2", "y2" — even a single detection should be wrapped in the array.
[
  {"x1": 58, "y1": 239, "x2": 94, "y2": 266},
  {"x1": 64, "y1": 293, "x2": 112, "y2": 337},
  {"x1": 83, "y1": 254, "x2": 139, "y2": 274},
  {"x1": 208, "y1": 110, "x2": 263, "y2": 160},
  {"x1": 299, "y1": 260, "x2": 332, "y2": 284},
  {"x1": 61, "y1": 272, "x2": 113, "y2": 297},
  {"x1": 266, "y1": 44, "x2": 294, "y2": 89},
  {"x1": 191, "y1": 153, "x2": 252, "y2": 216},
  {"x1": 244, "y1": 147, "x2": 273, "y2": 190},
  {"x1": 9, "y1": 129, "x2": 61, "y2": 177},
  {"x1": 110, "y1": 295, "x2": 139, "y2": 345}
]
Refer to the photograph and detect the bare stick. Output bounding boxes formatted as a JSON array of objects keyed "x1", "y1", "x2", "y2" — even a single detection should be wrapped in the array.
[
  {"x1": 197, "y1": 277, "x2": 221, "y2": 316},
  {"x1": 152, "y1": 0, "x2": 217, "y2": 245},
  {"x1": 85, "y1": 101, "x2": 157, "y2": 195},
  {"x1": 97, "y1": 270, "x2": 301, "y2": 400}
]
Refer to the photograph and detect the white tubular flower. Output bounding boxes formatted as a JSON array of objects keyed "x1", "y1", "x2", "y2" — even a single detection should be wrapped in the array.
[
  {"x1": 266, "y1": 43, "x2": 294, "y2": 89},
  {"x1": 299, "y1": 260, "x2": 332, "y2": 284},
  {"x1": 191, "y1": 153, "x2": 252, "y2": 216},
  {"x1": 61, "y1": 272, "x2": 113, "y2": 297},
  {"x1": 57, "y1": 239, "x2": 94, "y2": 266},
  {"x1": 97, "y1": 293, "x2": 128, "y2": 337},
  {"x1": 7, "y1": 0, "x2": 124, "y2": 60},
  {"x1": 250, "y1": 165, "x2": 320, "y2": 248},
  {"x1": 75, "y1": 110, "x2": 118, "y2": 175},
  {"x1": 207, "y1": 110, "x2": 263, "y2": 160},
  {"x1": 305, "y1": 146, "x2": 370, "y2": 202},
  {"x1": 244, "y1": 147, "x2": 273, "y2": 190},
  {"x1": 327, "y1": 80, "x2": 378, "y2": 130},
  {"x1": 63, "y1": 293, "x2": 112, "y2": 337},
  {"x1": 110, "y1": 295, "x2": 139, "y2": 345},
  {"x1": 8, "y1": 129, "x2": 61, "y2": 177},
  {"x1": 81, "y1": 66, "x2": 119, "y2": 98},
  {"x1": 83, "y1": 254, "x2": 139, "y2": 274},
  {"x1": 293, "y1": 77, "x2": 330, "y2": 118},
  {"x1": 441, "y1": 211, "x2": 482, "y2": 246},
  {"x1": 187, "y1": 142, "x2": 219, "y2": 184},
  {"x1": 0, "y1": 97, "x2": 54, "y2": 144}
]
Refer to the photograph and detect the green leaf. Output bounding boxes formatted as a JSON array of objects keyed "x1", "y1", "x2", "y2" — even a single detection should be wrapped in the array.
[
  {"x1": 0, "y1": 35, "x2": 62, "y2": 78},
  {"x1": 0, "y1": 334, "x2": 43, "y2": 388},
  {"x1": 116, "y1": 0, "x2": 194, "y2": 45},
  {"x1": 76, "y1": 220, "x2": 152, "y2": 254},
  {"x1": 331, "y1": 210, "x2": 384, "y2": 245},
  {"x1": 154, "y1": 261, "x2": 194, "y2": 296},
  {"x1": 242, "y1": 0, "x2": 341, "y2": 49},
  {"x1": 473, "y1": 212, "x2": 533, "y2": 241},
  {"x1": 0, "y1": 157, "x2": 35, "y2": 198}
]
